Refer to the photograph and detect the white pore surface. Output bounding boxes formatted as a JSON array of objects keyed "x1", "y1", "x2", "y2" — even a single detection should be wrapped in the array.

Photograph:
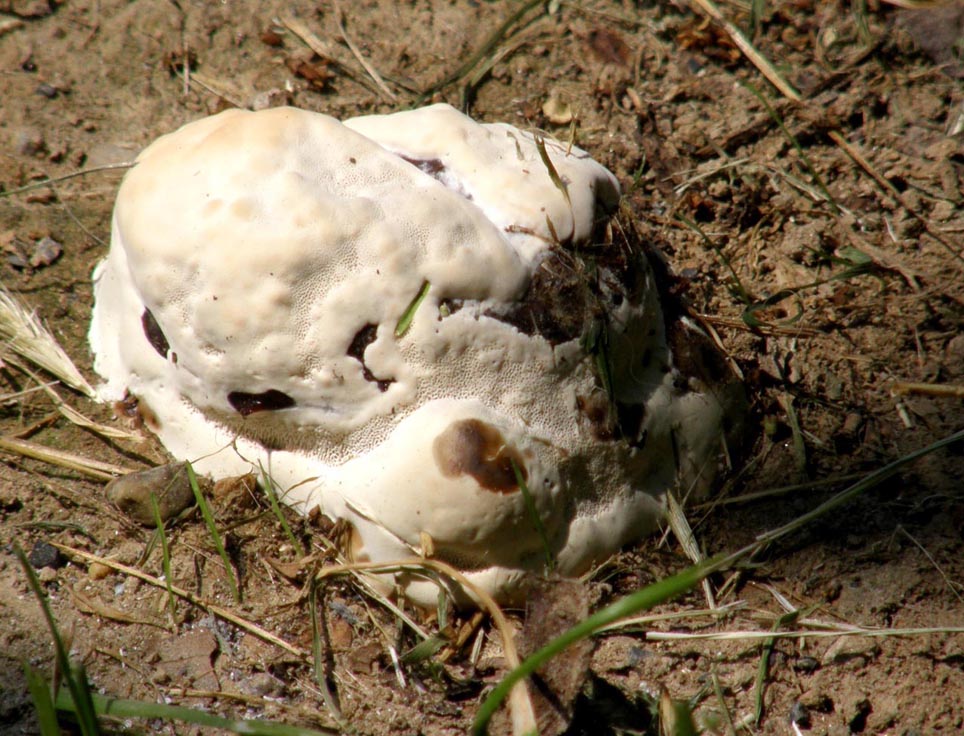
[{"x1": 90, "y1": 104, "x2": 730, "y2": 605}]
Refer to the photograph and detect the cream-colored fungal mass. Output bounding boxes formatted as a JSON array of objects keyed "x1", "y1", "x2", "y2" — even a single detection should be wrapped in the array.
[{"x1": 90, "y1": 104, "x2": 742, "y2": 605}]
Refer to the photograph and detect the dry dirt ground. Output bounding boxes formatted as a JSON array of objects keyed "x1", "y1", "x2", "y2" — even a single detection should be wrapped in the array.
[{"x1": 1, "y1": 1, "x2": 963, "y2": 734}]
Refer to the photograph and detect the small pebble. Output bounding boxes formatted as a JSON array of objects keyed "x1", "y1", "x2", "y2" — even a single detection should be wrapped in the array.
[
  {"x1": 37, "y1": 567, "x2": 58, "y2": 583},
  {"x1": 239, "y1": 671, "x2": 285, "y2": 698},
  {"x1": 29, "y1": 236, "x2": 62, "y2": 268},
  {"x1": 14, "y1": 128, "x2": 45, "y2": 156},
  {"x1": 106, "y1": 462, "x2": 199, "y2": 526},
  {"x1": 27, "y1": 540, "x2": 63, "y2": 569},
  {"x1": 88, "y1": 561, "x2": 111, "y2": 580},
  {"x1": 35, "y1": 82, "x2": 58, "y2": 98},
  {"x1": 794, "y1": 655, "x2": 820, "y2": 673}
]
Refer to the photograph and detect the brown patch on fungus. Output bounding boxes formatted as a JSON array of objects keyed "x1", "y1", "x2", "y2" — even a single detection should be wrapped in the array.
[
  {"x1": 576, "y1": 393, "x2": 615, "y2": 440},
  {"x1": 433, "y1": 419, "x2": 527, "y2": 494},
  {"x1": 228, "y1": 389, "x2": 296, "y2": 416},
  {"x1": 141, "y1": 308, "x2": 170, "y2": 358}
]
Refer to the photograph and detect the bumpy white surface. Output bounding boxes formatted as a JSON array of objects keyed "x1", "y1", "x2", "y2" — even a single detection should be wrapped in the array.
[{"x1": 90, "y1": 104, "x2": 735, "y2": 605}]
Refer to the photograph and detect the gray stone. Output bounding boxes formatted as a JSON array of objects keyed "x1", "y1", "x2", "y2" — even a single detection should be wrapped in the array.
[{"x1": 106, "y1": 462, "x2": 199, "y2": 526}]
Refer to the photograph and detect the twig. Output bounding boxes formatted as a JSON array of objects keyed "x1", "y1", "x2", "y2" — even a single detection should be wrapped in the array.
[
  {"x1": 892, "y1": 381, "x2": 964, "y2": 399},
  {"x1": 0, "y1": 162, "x2": 133, "y2": 199}
]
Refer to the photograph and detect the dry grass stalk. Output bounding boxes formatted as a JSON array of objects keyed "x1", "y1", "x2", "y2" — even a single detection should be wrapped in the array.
[
  {"x1": 666, "y1": 489, "x2": 716, "y2": 608},
  {"x1": 0, "y1": 287, "x2": 95, "y2": 397},
  {"x1": 279, "y1": 14, "x2": 388, "y2": 101},
  {"x1": 686, "y1": 0, "x2": 964, "y2": 266},
  {"x1": 314, "y1": 558, "x2": 538, "y2": 736},
  {"x1": 0, "y1": 162, "x2": 133, "y2": 199},
  {"x1": 0, "y1": 435, "x2": 130, "y2": 481},
  {"x1": 14, "y1": 360, "x2": 144, "y2": 442},
  {"x1": 892, "y1": 381, "x2": 964, "y2": 398},
  {"x1": 608, "y1": 625, "x2": 964, "y2": 641},
  {"x1": 332, "y1": 0, "x2": 396, "y2": 101},
  {"x1": 52, "y1": 543, "x2": 310, "y2": 659}
]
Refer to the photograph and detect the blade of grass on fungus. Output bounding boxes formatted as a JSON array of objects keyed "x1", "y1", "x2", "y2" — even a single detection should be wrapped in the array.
[
  {"x1": 14, "y1": 544, "x2": 101, "y2": 735},
  {"x1": 53, "y1": 687, "x2": 337, "y2": 736},
  {"x1": 395, "y1": 280, "x2": 430, "y2": 338},
  {"x1": 24, "y1": 664, "x2": 61, "y2": 736},
  {"x1": 511, "y1": 457, "x2": 554, "y2": 573},
  {"x1": 150, "y1": 493, "x2": 178, "y2": 626},
  {"x1": 472, "y1": 554, "x2": 726, "y2": 735},
  {"x1": 535, "y1": 135, "x2": 571, "y2": 210},
  {"x1": 186, "y1": 462, "x2": 240, "y2": 603}
]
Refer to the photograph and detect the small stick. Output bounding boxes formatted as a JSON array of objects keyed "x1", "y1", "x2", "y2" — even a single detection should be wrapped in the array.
[
  {"x1": 0, "y1": 162, "x2": 133, "y2": 199},
  {"x1": 892, "y1": 381, "x2": 964, "y2": 399}
]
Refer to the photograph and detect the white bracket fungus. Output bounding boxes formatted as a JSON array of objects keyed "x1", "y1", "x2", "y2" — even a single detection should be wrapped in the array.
[{"x1": 90, "y1": 104, "x2": 743, "y2": 606}]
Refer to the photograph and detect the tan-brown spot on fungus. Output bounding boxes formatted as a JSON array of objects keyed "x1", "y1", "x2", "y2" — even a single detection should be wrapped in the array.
[{"x1": 432, "y1": 419, "x2": 526, "y2": 494}]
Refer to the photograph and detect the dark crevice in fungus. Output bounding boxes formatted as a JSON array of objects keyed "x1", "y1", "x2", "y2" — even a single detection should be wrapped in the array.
[
  {"x1": 400, "y1": 156, "x2": 445, "y2": 176},
  {"x1": 433, "y1": 419, "x2": 527, "y2": 494},
  {"x1": 484, "y1": 221, "x2": 647, "y2": 347},
  {"x1": 347, "y1": 323, "x2": 394, "y2": 392},
  {"x1": 141, "y1": 308, "x2": 170, "y2": 358},
  {"x1": 398, "y1": 155, "x2": 474, "y2": 201},
  {"x1": 228, "y1": 389, "x2": 296, "y2": 416},
  {"x1": 576, "y1": 393, "x2": 647, "y2": 447}
]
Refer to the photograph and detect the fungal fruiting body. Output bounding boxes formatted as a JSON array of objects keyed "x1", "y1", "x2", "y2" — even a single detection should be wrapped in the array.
[{"x1": 90, "y1": 104, "x2": 742, "y2": 605}]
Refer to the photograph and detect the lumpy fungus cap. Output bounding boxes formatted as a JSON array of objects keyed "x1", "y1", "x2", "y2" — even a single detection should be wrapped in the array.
[{"x1": 90, "y1": 104, "x2": 741, "y2": 605}]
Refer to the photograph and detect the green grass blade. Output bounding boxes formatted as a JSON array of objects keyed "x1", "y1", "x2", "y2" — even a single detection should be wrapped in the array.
[
  {"x1": 472, "y1": 555, "x2": 725, "y2": 735},
  {"x1": 309, "y1": 580, "x2": 344, "y2": 722},
  {"x1": 14, "y1": 543, "x2": 101, "y2": 735},
  {"x1": 261, "y1": 464, "x2": 306, "y2": 557},
  {"x1": 395, "y1": 280, "x2": 430, "y2": 338},
  {"x1": 675, "y1": 214, "x2": 752, "y2": 304},
  {"x1": 24, "y1": 664, "x2": 60, "y2": 736},
  {"x1": 54, "y1": 687, "x2": 336, "y2": 736},
  {"x1": 186, "y1": 462, "x2": 240, "y2": 603},
  {"x1": 150, "y1": 493, "x2": 178, "y2": 623},
  {"x1": 511, "y1": 458, "x2": 554, "y2": 573},
  {"x1": 741, "y1": 81, "x2": 840, "y2": 214}
]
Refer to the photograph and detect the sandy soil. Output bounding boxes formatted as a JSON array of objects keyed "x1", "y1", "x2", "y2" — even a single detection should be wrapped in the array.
[{"x1": 1, "y1": 1, "x2": 962, "y2": 734}]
